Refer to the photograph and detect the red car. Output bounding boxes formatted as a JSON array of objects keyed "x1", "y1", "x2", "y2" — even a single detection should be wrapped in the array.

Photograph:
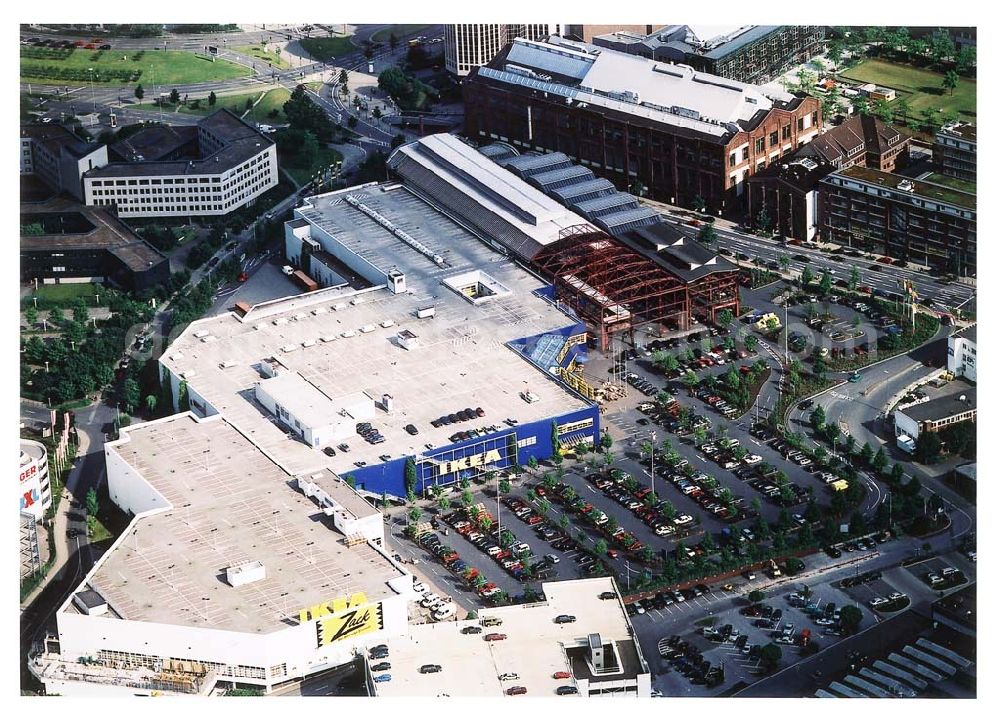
[
  {"x1": 484, "y1": 633, "x2": 507, "y2": 641},
  {"x1": 527, "y1": 515, "x2": 544, "y2": 525},
  {"x1": 535, "y1": 486, "x2": 547, "y2": 497},
  {"x1": 607, "y1": 549, "x2": 619, "y2": 559},
  {"x1": 553, "y1": 671, "x2": 571, "y2": 679},
  {"x1": 506, "y1": 686, "x2": 527, "y2": 695}
]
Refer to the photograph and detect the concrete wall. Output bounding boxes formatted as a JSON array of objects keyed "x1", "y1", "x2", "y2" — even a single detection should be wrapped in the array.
[{"x1": 104, "y1": 442, "x2": 171, "y2": 516}]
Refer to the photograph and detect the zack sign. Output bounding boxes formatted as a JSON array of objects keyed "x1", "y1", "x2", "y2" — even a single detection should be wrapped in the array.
[
  {"x1": 315, "y1": 602, "x2": 384, "y2": 647},
  {"x1": 434, "y1": 449, "x2": 502, "y2": 476}
]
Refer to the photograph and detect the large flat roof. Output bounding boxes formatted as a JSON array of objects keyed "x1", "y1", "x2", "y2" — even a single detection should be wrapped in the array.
[
  {"x1": 899, "y1": 388, "x2": 976, "y2": 423},
  {"x1": 478, "y1": 37, "x2": 795, "y2": 140},
  {"x1": 80, "y1": 413, "x2": 406, "y2": 634},
  {"x1": 826, "y1": 166, "x2": 977, "y2": 211},
  {"x1": 161, "y1": 182, "x2": 590, "y2": 476},
  {"x1": 374, "y1": 577, "x2": 647, "y2": 697},
  {"x1": 19, "y1": 197, "x2": 168, "y2": 272}
]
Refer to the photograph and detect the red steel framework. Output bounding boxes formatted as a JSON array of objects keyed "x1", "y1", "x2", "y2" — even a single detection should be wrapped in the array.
[{"x1": 531, "y1": 225, "x2": 740, "y2": 352}]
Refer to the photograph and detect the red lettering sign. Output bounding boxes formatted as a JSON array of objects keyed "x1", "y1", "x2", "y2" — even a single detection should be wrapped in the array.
[
  {"x1": 22, "y1": 490, "x2": 35, "y2": 509},
  {"x1": 20, "y1": 465, "x2": 37, "y2": 484}
]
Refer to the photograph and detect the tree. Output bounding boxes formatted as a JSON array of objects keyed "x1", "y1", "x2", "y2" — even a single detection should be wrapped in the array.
[
  {"x1": 123, "y1": 378, "x2": 141, "y2": 413},
  {"x1": 839, "y1": 605, "x2": 863, "y2": 634},
  {"x1": 915, "y1": 431, "x2": 944, "y2": 464},
  {"x1": 717, "y1": 309, "x2": 734, "y2": 327},
  {"x1": 748, "y1": 589, "x2": 765, "y2": 603},
  {"x1": 744, "y1": 334, "x2": 758, "y2": 353},
  {"x1": 691, "y1": 195, "x2": 706, "y2": 212},
  {"x1": 498, "y1": 478, "x2": 511, "y2": 494},
  {"x1": 895, "y1": 97, "x2": 911, "y2": 124},
  {"x1": 810, "y1": 405, "x2": 826, "y2": 430},
  {"x1": 920, "y1": 106, "x2": 939, "y2": 131},
  {"x1": 134, "y1": 84, "x2": 144, "y2": 101},
  {"x1": 559, "y1": 514, "x2": 570, "y2": 529},
  {"x1": 956, "y1": 45, "x2": 976, "y2": 75},
  {"x1": 404, "y1": 457, "x2": 418, "y2": 498},
  {"x1": 372, "y1": 106, "x2": 382, "y2": 120},
  {"x1": 85, "y1": 487, "x2": 99, "y2": 518},
  {"x1": 941, "y1": 69, "x2": 959, "y2": 96},
  {"x1": 24, "y1": 305, "x2": 38, "y2": 327},
  {"x1": 755, "y1": 208, "x2": 772, "y2": 234},
  {"x1": 800, "y1": 265, "x2": 814, "y2": 287},
  {"x1": 48, "y1": 306, "x2": 64, "y2": 325},
  {"x1": 461, "y1": 489, "x2": 474, "y2": 507},
  {"x1": 758, "y1": 642, "x2": 782, "y2": 672},
  {"x1": 169, "y1": 88, "x2": 180, "y2": 105},
  {"x1": 408, "y1": 506, "x2": 422, "y2": 524},
  {"x1": 681, "y1": 370, "x2": 699, "y2": 392},
  {"x1": 527, "y1": 456, "x2": 539, "y2": 472},
  {"x1": 594, "y1": 539, "x2": 608, "y2": 556},
  {"x1": 872, "y1": 446, "x2": 888, "y2": 473},
  {"x1": 819, "y1": 269, "x2": 833, "y2": 296},
  {"x1": 339, "y1": 68, "x2": 349, "y2": 86},
  {"x1": 698, "y1": 223, "x2": 718, "y2": 247},
  {"x1": 858, "y1": 442, "x2": 874, "y2": 465},
  {"x1": 144, "y1": 394, "x2": 158, "y2": 414}
]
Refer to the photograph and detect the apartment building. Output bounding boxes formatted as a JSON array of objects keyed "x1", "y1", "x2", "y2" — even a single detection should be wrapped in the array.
[
  {"x1": 747, "y1": 114, "x2": 910, "y2": 240},
  {"x1": 82, "y1": 110, "x2": 278, "y2": 219},
  {"x1": 818, "y1": 166, "x2": 976, "y2": 277},
  {"x1": 463, "y1": 37, "x2": 822, "y2": 213},
  {"x1": 933, "y1": 123, "x2": 976, "y2": 183},
  {"x1": 947, "y1": 325, "x2": 976, "y2": 382},
  {"x1": 20, "y1": 124, "x2": 108, "y2": 201}
]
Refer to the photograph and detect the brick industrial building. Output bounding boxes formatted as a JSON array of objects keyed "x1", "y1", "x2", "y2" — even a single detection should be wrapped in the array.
[
  {"x1": 463, "y1": 37, "x2": 822, "y2": 214},
  {"x1": 591, "y1": 25, "x2": 824, "y2": 85},
  {"x1": 818, "y1": 167, "x2": 976, "y2": 277},
  {"x1": 746, "y1": 114, "x2": 911, "y2": 241}
]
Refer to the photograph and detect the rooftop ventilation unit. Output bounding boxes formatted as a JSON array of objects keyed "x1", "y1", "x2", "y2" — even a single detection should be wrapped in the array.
[
  {"x1": 897, "y1": 180, "x2": 914, "y2": 192},
  {"x1": 225, "y1": 560, "x2": 266, "y2": 588},
  {"x1": 344, "y1": 195, "x2": 445, "y2": 266}
]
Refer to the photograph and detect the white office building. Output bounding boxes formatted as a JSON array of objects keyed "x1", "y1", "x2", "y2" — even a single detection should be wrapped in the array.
[
  {"x1": 82, "y1": 110, "x2": 278, "y2": 218},
  {"x1": 444, "y1": 23, "x2": 559, "y2": 76},
  {"x1": 947, "y1": 325, "x2": 976, "y2": 382}
]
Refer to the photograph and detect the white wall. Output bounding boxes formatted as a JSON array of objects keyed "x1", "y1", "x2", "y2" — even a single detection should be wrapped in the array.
[
  {"x1": 55, "y1": 591, "x2": 411, "y2": 689},
  {"x1": 105, "y1": 444, "x2": 171, "y2": 516},
  {"x1": 894, "y1": 411, "x2": 920, "y2": 440}
]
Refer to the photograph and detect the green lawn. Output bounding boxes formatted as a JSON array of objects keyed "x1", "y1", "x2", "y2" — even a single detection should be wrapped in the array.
[
  {"x1": 139, "y1": 88, "x2": 292, "y2": 124},
  {"x1": 20, "y1": 48, "x2": 253, "y2": 86},
  {"x1": 30, "y1": 283, "x2": 101, "y2": 304},
  {"x1": 922, "y1": 173, "x2": 976, "y2": 194},
  {"x1": 370, "y1": 24, "x2": 434, "y2": 44},
  {"x1": 283, "y1": 146, "x2": 344, "y2": 187},
  {"x1": 299, "y1": 36, "x2": 356, "y2": 62},
  {"x1": 838, "y1": 59, "x2": 976, "y2": 120},
  {"x1": 232, "y1": 43, "x2": 290, "y2": 70}
]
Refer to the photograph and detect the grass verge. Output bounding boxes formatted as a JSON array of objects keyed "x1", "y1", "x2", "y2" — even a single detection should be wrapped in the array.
[
  {"x1": 21, "y1": 48, "x2": 252, "y2": 86},
  {"x1": 232, "y1": 44, "x2": 290, "y2": 69},
  {"x1": 838, "y1": 58, "x2": 976, "y2": 120},
  {"x1": 299, "y1": 36, "x2": 356, "y2": 62},
  {"x1": 282, "y1": 145, "x2": 344, "y2": 187}
]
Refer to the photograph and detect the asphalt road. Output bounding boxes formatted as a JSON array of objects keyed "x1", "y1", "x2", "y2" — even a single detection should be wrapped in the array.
[{"x1": 642, "y1": 204, "x2": 975, "y2": 312}]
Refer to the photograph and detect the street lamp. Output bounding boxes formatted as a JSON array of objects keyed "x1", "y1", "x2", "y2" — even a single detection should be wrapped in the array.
[
  {"x1": 649, "y1": 430, "x2": 656, "y2": 500},
  {"x1": 87, "y1": 67, "x2": 96, "y2": 112}
]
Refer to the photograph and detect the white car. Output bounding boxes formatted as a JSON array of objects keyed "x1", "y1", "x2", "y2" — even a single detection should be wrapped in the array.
[
  {"x1": 498, "y1": 672, "x2": 519, "y2": 681},
  {"x1": 743, "y1": 455, "x2": 763, "y2": 465},
  {"x1": 282, "y1": 265, "x2": 294, "y2": 275},
  {"x1": 723, "y1": 461, "x2": 740, "y2": 470},
  {"x1": 433, "y1": 603, "x2": 457, "y2": 620},
  {"x1": 674, "y1": 514, "x2": 694, "y2": 526},
  {"x1": 420, "y1": 594, "x2": 441, "y2": 608},
  {"x1": 544, "y1": 554, "x2": 561, "y2": 564},
  {"x1": 413, "y1": 581, "x2": 428, "y2": 594}
]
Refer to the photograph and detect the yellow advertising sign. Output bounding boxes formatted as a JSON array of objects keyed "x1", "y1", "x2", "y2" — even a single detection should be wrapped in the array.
[
  {"x1": 557, "y1": 417, "x2": 594, "y2": 435},
  {"x1": 298, "y1": 591, "x2": 369, "y2": 624},
  {"x1": 316, "y1": 601, "x2": 384, "y2": 647},
  {"x1": 434, "y1": 449, "x2": 502, "y2": 475}
]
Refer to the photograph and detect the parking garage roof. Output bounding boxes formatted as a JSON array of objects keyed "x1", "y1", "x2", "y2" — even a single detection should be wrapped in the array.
[
  {"x1": 161, "y1": 182, "x2": 591, "y2": 477},
  {"x1": 374, "y1": 577, "x2": 648, "y2": 697},
  {"x1": 74, "y1": 413, "x2": 407, "y2": 634}
]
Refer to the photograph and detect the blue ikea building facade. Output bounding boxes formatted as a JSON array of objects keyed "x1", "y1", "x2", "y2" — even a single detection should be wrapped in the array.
[{"x1": 344, "y1": 320, "x2": 600, "y2": 498}]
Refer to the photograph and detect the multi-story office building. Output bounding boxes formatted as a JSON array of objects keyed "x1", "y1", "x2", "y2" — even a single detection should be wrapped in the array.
[
  {"x1": 818, "y1": 166, "x2": 976, "y2": 277},
  {"x1": 747, "y1": 114, "x2": 910, "y2": 240},
  {"x1": 20, "y1": 124, "x2": 108, "y2": 201},
  {"x1": 82, "y1": 110, "x2": 278, "y2": 219},
  {"x1": 948, "y1": 324, "x2": 977, "y2": 382},
  {"x1": 463, "y1": 37, "x2": 822, "y2": 213},
  {"x1": 591, "y1": 25, "x2": 825, "y2": 85},
  {"x1": 443, "y1": 24, "x2": 559, "y2": 76},
  {"x1": 20, "y1": 197, "x2": 170, "y2": 291},
  {"x1": 933, "y1": 123, "x2": 976, "y2": 183}
]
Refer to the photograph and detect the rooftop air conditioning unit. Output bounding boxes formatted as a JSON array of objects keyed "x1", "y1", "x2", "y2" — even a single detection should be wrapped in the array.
[
  {"x1": 897, "y1": 180, "x2": 914, "y2": 192},
  {"x1": 226, "y1": 560, "x2": 266, "y2": 588}
]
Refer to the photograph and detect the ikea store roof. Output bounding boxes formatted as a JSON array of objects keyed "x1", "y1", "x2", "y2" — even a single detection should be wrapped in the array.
[
  {"x1": 160, "y1": 181, "x2": 591, "y2": 477},
  {"x1": 73, "y1": 413, "x2": 407, "y2": 634}
]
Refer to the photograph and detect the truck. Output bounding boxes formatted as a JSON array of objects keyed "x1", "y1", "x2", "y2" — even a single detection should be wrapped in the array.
[
  {"x1": 768, "y1": 559, "x2": 782, "y2": 579},
  {"x1": 896, "y1": 434, "x2": 916, "y2": 454},
  {"x1": 292, "y1": 270, "x2": 318, "y2": 292}
]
